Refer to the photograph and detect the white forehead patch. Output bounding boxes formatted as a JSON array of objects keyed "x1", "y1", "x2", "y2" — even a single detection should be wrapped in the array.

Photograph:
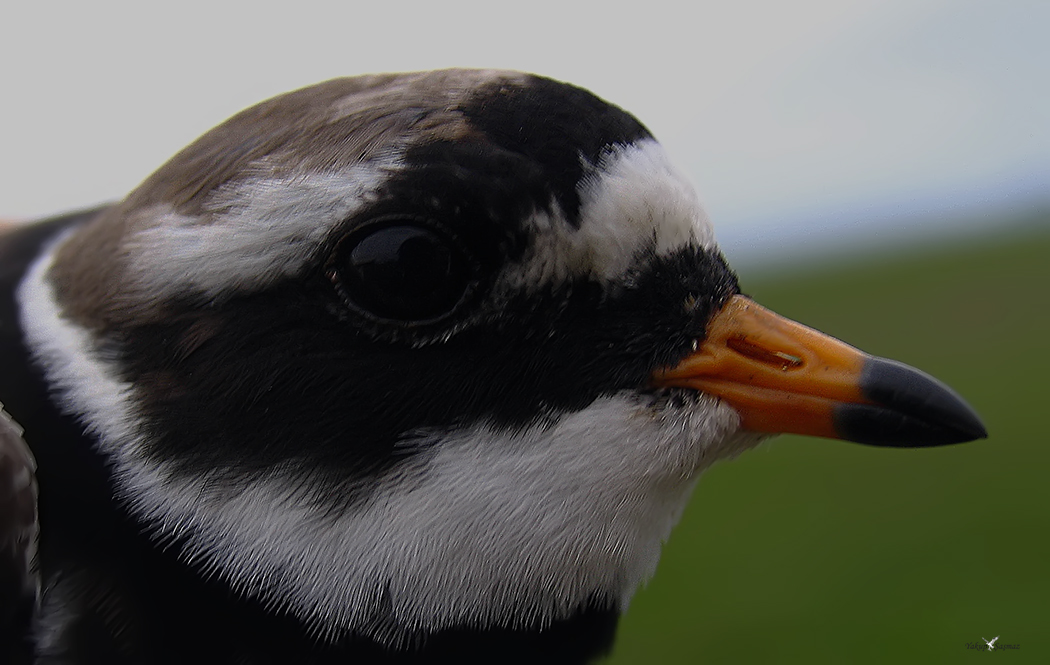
[
  {"x1": 503, "y1": 139, "x2": 716, "y2": 292},
  {"x1": 119, "y1": 161, "x2": 396, "y2": 303}
]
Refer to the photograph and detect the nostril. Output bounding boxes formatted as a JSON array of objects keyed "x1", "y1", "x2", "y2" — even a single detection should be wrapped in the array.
[{"x1": 726, "y1": 336, "x2": 803, "y2": 370}]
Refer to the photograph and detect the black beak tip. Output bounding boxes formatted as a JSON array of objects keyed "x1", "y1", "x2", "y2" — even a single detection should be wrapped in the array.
[
  {"x1": 960, "y1": 414, "x2": 989, "y2": 441},
  {"x1": 835, "y1": 357, "x2": 988, "y2": 448}
]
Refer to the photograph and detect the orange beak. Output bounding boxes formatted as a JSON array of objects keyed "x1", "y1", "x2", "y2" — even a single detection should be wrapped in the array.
[{"x1": 652, "y1": 295, "x2": 986, "y2": 446}]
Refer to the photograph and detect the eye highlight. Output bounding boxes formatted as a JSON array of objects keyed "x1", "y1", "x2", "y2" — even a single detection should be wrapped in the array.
[{"x1": 329, "y1": 218, "x2": 475, "y2": 323}]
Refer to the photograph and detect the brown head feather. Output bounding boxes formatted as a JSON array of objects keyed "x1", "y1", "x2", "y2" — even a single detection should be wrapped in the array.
[{"x1": 48, "y1": 69, "x2": 526, "y2": 331}]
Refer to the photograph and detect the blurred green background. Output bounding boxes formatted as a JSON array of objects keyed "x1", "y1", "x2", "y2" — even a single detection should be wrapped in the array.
[{"x1": 606, "y1": 216, "x2": 1049, "y2": 663}]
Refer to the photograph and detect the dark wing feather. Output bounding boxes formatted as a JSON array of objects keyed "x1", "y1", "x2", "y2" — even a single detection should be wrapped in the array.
[{"x1": 0, "y1": 405, "x2": 37, "y2": 661}]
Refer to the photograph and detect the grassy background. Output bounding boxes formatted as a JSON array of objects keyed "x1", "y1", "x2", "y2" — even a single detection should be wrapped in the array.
[{"x1": 605, "y1": 221, "x2": 1050, "y2": 663}]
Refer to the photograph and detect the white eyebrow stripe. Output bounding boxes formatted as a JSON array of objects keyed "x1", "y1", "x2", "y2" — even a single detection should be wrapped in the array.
[{"x1": 122, "y1": 163, "x2": 396, "y2": 303}]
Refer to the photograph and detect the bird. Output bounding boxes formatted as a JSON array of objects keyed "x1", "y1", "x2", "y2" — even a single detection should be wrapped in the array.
[
  {"x1": 984, "y1": 636, "x2": 999, "y2": 651},
  {"x1": 0, "y1": 69, "x2": 986, "y2": 664}
]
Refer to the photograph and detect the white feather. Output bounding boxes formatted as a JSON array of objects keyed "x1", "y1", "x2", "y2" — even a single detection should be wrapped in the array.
[{"x1": 122, "y1": 163, "x2": 395, "y2": 303}]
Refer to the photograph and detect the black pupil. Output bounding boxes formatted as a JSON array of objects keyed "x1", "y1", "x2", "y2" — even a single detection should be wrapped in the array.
[{"x1": 343, "y1": 224, "x2": 469, "y2": 321}]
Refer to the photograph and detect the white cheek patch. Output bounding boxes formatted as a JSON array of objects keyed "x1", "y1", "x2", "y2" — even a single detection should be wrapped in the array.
[
  {"x1": 122, "y1": 162, "x2": 396, "y2": 303},
  {"x1": 18, "y1": 241, "x2": 752, "y2": 642},
  {"x1": 503, "y1": 140, "x2": 716, "y2": 292}
]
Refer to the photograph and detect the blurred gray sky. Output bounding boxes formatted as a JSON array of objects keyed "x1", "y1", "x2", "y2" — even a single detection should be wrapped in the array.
[{"x1": 2, "y1": 0, "x2": 1047, "y2": 266}]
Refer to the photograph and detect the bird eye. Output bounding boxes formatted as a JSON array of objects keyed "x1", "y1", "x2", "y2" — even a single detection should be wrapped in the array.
[{"x1": 329, "y1": 219, "x2": 474, "y2": 323}]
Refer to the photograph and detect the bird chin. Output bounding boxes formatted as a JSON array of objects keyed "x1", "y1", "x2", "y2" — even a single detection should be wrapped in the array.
[{"x1": 633, "y1": 387, "x2": 771, "y2": 474}]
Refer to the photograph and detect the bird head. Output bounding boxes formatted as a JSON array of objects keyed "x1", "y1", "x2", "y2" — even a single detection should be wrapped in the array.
[{"x1": 16, "y1": 69, "x2": 985, "y2": 645}]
